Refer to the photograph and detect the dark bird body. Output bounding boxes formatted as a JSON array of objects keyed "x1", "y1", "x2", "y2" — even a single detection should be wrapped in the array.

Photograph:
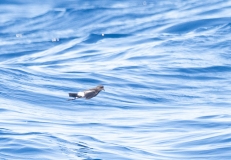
[{"x1": 68, "y1": 85, "x2": 104, "y2": 100}]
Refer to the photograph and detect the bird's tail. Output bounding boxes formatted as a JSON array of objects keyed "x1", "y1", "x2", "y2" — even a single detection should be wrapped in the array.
[
  {"x1": 69, "y1": 93, "x2": 78, "y2": 97},
  {"x1": 67, "y1": 93, "x2": 82, "y2": 101}
]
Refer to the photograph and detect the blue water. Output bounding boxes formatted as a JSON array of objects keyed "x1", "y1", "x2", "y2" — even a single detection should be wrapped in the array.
[{"x1": 1, "y1": 0, "x2": 231, "y2": 159}]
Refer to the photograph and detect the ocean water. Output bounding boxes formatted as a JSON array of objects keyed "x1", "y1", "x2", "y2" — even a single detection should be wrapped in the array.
[{"x1": 0, "y1": 0, "x2": 231, "y2": 159}]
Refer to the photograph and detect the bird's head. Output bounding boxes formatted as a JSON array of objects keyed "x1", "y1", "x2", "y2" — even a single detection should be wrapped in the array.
[{"x1": 97, "y1": 85, "x2": 105, "y2": 91}]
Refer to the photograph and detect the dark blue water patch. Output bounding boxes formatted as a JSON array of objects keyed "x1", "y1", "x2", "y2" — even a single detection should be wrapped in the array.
[
  {"x1": 15, "y1": 9, "x2": 67, "y2": 30},
  {"x1": 173, "y1": 134, "x2": 231, "y2": 154},
  {"x1": 0, "y1": 40, "x2": 61, "y2": 60},
  {"x1": 148, "y1": 73, "x2": 223, "y2": 81},
  {"x1": 170, "y1": 94, "x2": 201, "y2": 100},
  {"x1": 0, "y1": 129, "x2": 44, "y2": 136},
  {"x1": 1, "y1": 68, "x2": 37, "y2": 79},
  {"x1": 173, "y1": 66, "x2": 231, "y2": 74},
  {"x1": 128, "y1": 55, "x2": 167, "y2": 61},
  {"x1": 81, "y1": 50, "x2": 100, "y2": 54},
  {"x1": 83, "y1": 34, "x2": 102, "y2": 43},
  {"x1": 182, "y1": 1, "x2": 224, "y2": 14},
  {"x1": 54, "y1": 36, "x2": 80, "y2": 43},
  {"x1": 112, "y1": 65, "x2": 145, "y2": 71},
  {"x1": 0, "y1": 33, "x2": 13, "y2": 37},
  {"x1": 166, "y1": 120, "x2": 230, "y2": 129},
  {"x1": 198, "y1": 8, "x2": 223, "y2": 16},
  {"x1": 0, "y1": 17, "x2": 34, "y2": 33},
  {"x1": 0, "y1": 137, "x2": 12, "y2": 144},
  {"x1": 0, "y1": 147, "x2": 45, "y2": 154},
  {"x1": 64, "y1": 71, "x2": 89, "y2": 74},
  {"x1": 67, "y1": 122, "x2": 136, "y2": 130},
  {"x1": 203, "y1": 39, "x2": 231, "y2": 50},
  {"x1": 0, "y1": 0, "x2": 21, "y2": 4},
  {"x1": 159, "y1": 39, "x2": 185, "y2": 46},
  {"x1": 20, "y1": 58, "x2": 83, "y2": 66},
  {"x1": 1, "y1": 10, "x2": 67, "y2": 34},
  {"x1": 83, "y1": 34, "x2": 131, "y2": 44},
  {"x1": 222, "y1": 51, "x2": 231, "y2": 61},
  {"x1": 217, "y1": 22, "x2": 231, "y2": 33},
  {"x1": 163, "y1": 17, "x2": 231, "y2": 34},
  {"x1": 0, "y1": 108, "x2": 8, "y2": 112},
  {"x1": 100, "y1": 11, "x2": 160, "y2": 26},
  {"x1": 0, "y1": 50, "x2": 41, "y2": 61},
  {"x1": 0, "y1": 128, "x2": 12, "y2": 134},
  {"x1": 29, "y1": 11, "x2": 65, "y2": 27},
  {"x1": 141, "y1": 96, "x2": 171, "y2": 103},
  {"x1": 33, "y1": 8, "x2": 115, "y2": 30},
  {"x1": 161, "y1": 148, "x2": 230, "y2": 159},
  {"x1": 102, "y1": 34, "x2": 131, "y2": 38}
]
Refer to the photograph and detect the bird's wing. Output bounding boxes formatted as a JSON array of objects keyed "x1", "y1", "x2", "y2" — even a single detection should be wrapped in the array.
[
  {"x1": 69, "y1": 93, "x2": 78, "y2": 97},
  {"x1": 84, "y1": 90, "x2": 98, "y2": 99}
]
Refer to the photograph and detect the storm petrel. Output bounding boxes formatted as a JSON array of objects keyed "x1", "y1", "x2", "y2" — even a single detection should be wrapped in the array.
[{"x1": 68, "y1": 85, "x2": 104, "y2": 100}]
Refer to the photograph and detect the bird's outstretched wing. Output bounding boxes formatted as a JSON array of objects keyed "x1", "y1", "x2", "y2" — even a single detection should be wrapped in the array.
[{"x1": 84, "y1": 90, "x2": 98, "y2": 99}]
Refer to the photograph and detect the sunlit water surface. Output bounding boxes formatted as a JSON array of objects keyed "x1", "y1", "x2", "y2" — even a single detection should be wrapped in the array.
[{"x1": 1, "y1": 0, "x2": 231, "y2": 159}]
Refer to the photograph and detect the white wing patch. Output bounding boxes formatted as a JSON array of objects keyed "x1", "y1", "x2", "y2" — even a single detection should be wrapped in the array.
[{"x1": 77, "y1": 92, "x2": 85, "y2": 97}]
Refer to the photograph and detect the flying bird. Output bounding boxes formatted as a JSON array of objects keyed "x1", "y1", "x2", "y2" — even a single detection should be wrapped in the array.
[{"x1": 68, "y1": 85, "x2": 105, "y2": 100}]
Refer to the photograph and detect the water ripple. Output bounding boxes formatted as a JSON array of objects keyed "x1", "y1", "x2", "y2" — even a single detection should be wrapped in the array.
[{"x1": 1, "y1": 0, "x2": 231, "y2": 159}]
